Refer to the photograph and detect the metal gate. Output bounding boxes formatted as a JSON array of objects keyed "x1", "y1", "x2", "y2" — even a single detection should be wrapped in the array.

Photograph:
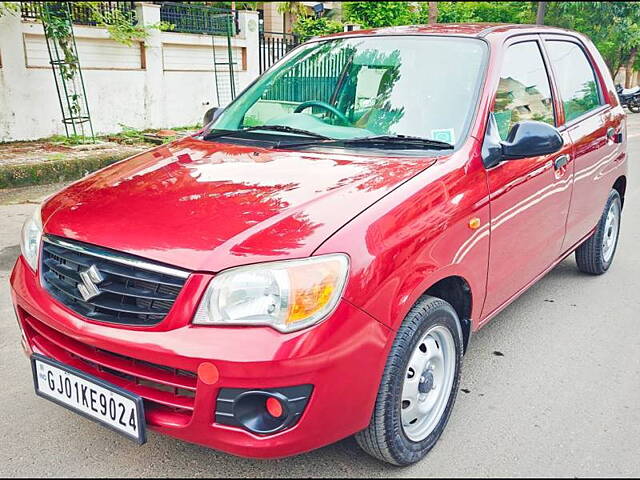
[
  {"x1": 158, "y1": 2, "x2": 239, "y2": 106},
  {"x1": 259, "y1": 32, "x2": 300, "y2": 73}
]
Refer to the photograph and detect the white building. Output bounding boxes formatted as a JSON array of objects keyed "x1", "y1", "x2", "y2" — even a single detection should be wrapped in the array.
[{"x1": 0, "y1": 3, "x2": 261, "y2": 141}]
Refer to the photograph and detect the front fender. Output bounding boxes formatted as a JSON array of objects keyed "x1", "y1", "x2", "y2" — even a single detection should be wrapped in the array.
[{"x1": 316, "y1": 148, "x2": 490, "y2": 332}]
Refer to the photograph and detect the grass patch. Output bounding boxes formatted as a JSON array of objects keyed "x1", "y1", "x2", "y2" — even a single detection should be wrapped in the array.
[
  {"x1": 0, "y1": 123, "x2": 204, "y2": 188},
  {"x1": 49, "y1": 134, "x2": 96, "y2": 146},
  {"x1": 106, "y1": 123, "x2": 202, "y2": 145},
  {"x1": 172, "y1": 123, "x2": 202, "y2": 131},
  {"x1": 45, "y1": 153, "x2": 66, "y2": 162},
  {"x1": 0, "y1": 153, "x2": 130, "y2": 189},
  {"x1": 105, "y1": 124, "x2": 148, "y2": 145},
  {"x1": 2, "y1": 124, "x2": 203, "y2": 148}
]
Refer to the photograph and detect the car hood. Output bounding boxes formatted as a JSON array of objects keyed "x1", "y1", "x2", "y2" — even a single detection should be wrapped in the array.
[{"x1": 42, "y1": 137, "x2": 437, "y2": 272}]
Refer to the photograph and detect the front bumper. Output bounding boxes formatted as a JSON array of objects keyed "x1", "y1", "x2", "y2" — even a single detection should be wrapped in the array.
[{"x1": 10, "y1": 256, "x2": 392, "y2": 458}]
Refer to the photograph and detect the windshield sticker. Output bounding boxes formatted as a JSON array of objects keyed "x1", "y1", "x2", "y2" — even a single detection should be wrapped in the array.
[{"x1": 431, "y1": 128, "x2": 455, "y2": 144}]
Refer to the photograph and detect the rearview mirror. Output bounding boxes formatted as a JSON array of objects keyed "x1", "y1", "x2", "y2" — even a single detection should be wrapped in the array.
[
  {"x1": 203, "y1": 107, "x2": 224, "y2": 127},
  {"x1": 482, "y1": 115, "x2": 563, "y2": 168},
  {"x1": 500, "y1": 120, "x2": 563, "y2": 160}
]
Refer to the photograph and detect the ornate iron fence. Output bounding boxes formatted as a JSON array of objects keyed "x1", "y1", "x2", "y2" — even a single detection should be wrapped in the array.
[
  {"x1": 158, "y1": 2, "x2": 239, "y2": 36},
  {"x1": 20, "y1": 1, "x2": 136, "y2": 26}
]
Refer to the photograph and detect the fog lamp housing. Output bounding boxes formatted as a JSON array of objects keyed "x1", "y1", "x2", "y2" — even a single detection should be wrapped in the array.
[{"x1": 215, "y1": 385, "x2": 313, "y2": 435}]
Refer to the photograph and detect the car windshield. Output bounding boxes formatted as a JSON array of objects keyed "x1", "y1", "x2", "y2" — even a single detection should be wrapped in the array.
[{"x1": 206, "y1": 35, "x2": 488, "y2": 149}]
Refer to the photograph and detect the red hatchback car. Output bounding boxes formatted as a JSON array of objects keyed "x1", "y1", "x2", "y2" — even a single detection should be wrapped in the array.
[{"x1": 12, "y1": 24, "x2": 627, "y2": 465}]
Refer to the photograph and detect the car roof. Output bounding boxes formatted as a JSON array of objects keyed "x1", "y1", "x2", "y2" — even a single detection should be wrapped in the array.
[{"x1": 322, "y1": 23, "x2": 579, "y2": 40}]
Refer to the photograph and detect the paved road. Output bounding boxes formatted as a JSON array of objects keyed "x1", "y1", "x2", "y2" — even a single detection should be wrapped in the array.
[{"x1": 1, "y1": 116, "x2": 639, "y2": 478}]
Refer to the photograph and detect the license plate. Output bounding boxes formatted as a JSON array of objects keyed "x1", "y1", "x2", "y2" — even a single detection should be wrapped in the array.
[{"x1": 31, "y1": 354, "x2": 146, "y2": 444}]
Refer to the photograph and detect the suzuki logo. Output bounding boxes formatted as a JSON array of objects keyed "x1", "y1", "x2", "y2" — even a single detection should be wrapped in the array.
[{"x1": 77, "y1": 264, "x2": 104, "y2": 301}]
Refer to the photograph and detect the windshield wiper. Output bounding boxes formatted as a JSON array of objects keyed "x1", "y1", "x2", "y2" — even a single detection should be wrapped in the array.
[
  {"x1": 203, "y1": 125, "x2": 332, "y2": 141},
  {"x1": 341, "y1": 135, "x2": 454, "y2": 149},
  {"x1": 278, "y1": 134, "x2": 455, "y2": 150}
]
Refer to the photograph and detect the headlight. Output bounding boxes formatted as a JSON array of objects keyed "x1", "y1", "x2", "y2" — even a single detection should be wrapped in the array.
[
  {"x1": 193, "y1": 254, "x2": 349, "y2": 332},
  {"x1": 20, "y1": 207, "x2": 43, "y2": 272}
]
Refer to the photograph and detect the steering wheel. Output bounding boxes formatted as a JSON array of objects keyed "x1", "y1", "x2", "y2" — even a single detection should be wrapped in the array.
[{"x1": 293, "y1": 100, "x2": 350, "y2": 126}]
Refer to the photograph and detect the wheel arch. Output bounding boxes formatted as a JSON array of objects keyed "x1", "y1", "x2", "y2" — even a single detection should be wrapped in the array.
[
  {"x1": 423, "y1": 275, "x2": 473, "y2": 353},
  {"x1": 388, "y1": 271, "x2": 476, "y2": 354},
  {"x1": 613, "y1": 175, "x2": 626, "y2": 208}
]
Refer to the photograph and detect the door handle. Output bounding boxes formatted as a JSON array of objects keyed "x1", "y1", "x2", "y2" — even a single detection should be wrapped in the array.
[
  {"x1": 553, "y1": 154, "x2": 569, "y2": 170},
  {"x1": 607, "y1": 127, "x2": 622, "y2": 143}
]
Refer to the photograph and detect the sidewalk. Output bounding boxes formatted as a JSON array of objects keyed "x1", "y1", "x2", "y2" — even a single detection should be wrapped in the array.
[
  {"x1": 0, "y1": 139, "x2": 146, "y2": 189},
  {"x1": 0, "y1": 127, "x2": 198, "y2": 189}
]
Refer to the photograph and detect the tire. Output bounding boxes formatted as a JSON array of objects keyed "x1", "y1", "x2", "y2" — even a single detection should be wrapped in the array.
[
  {"x1": 355, "y1": 295, "x2": 463, "y2": 466},
  {"x1": 575, "y1": 189, "x2": 622, "y2": 275},
  {"x1": 628, "y1": 98, "x2": 640, "y2": 113}
]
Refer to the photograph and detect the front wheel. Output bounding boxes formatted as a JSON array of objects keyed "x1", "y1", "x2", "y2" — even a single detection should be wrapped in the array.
[
  {"x1": 628, "y1": 98, "x2": 640, "y2": 113},
  {"x1": 575, "y1": 189, "x2": 622, "y2": 274},
  {"x1": 355, "y1": 296, "x2": 463, "y2": 466}
]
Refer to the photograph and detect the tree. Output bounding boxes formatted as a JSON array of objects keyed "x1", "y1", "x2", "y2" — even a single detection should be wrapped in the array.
[
  {"x1": 625, "y1": 46, "x2": 638, "y2": 87},
  {"x1": 435, "y1": 2, "x2": 533, "y2": 24},
  {"x1": 428, "y1": 2, "x2": 438, "y2": 24},
  {"x1": 291, "y1": 1, "x2": 640, "y2": 84},
  {"x1": 342, "y1": 2, "x2": 416, "y2": 29},
  {"x1": 292, "y1": 16, "x2": 343, "y2": 41},
  {"x1": 536, "y1": 2, "x2": 547, "y2": 25},
  {"x1": 277, "y1": 2, "x2": 310, "y2": 23},
  {"x1": 546, "y1": 2, "x2": 640, "y2": 85}
]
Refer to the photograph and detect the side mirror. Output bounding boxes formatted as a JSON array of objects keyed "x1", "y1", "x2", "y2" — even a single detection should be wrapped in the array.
[
  {"x1": 203, "y1": 107, "x2": 224, "y2": 127},
  {"x1": 482, "y1": 115, "x2": 563, "y2": 168},
  {"x1": 501, "y1": 120, "x2": 563, "y2": 160}
]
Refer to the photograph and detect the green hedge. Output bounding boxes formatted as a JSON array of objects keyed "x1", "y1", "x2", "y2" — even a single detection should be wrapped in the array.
[{"x1": 0, "y1": 153, "x2": 129, "y2": 189}]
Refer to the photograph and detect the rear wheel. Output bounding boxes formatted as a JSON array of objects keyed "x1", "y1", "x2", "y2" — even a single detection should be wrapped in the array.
[
  {"x1": 575, "y1": 189, "x2": 622, "y2": 274},
  {"x1": 628, "y1": 97, "x2": 640, "y2": 113},
  {"x1": 355, "y1": 296, "x2": 463, "y2": 466}
]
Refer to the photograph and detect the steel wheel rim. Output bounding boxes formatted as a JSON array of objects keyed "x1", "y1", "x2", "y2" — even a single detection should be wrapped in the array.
[
  {"x1": 602, "y1": 200, "x2": 620, "y2": 263},
  {"x1": 401, "y1": 325, "x2": 456, "y2": 442}
]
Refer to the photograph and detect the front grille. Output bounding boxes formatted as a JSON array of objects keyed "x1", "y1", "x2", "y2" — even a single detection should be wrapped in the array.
[
  {"x1": 41, "y1": 236, "x2": 188, "y2": 326},
  {"x1": 22, "y1": 312, "x2": 196, "y2": 422}
]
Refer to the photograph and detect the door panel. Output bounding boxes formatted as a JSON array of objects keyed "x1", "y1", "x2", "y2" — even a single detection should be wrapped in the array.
[
  {"x1": 563, "y1": 110, "x2": 615, "y2": 249},
  {"x1": 482, "y1": 131, "x2": 573, "y2": 318},
  {"x1": 540, "y1": 38, "x2": 625, "y2": 250},
  {"x1": 481, "y1": 39, "x2": 573, "y2": 320}
]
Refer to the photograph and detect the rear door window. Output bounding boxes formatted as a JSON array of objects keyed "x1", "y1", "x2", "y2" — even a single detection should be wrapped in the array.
[
  {"x1": 544, "y1": 41, "x2": 602, "y2": 123},
  {"x1": 493, "y1": 41, "x2": 555, "y2": 140}
]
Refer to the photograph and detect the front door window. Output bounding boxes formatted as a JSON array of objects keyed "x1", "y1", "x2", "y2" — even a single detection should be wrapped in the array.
[{"x1": 493, "y1": 41, "x2": 555, "y2": 139}]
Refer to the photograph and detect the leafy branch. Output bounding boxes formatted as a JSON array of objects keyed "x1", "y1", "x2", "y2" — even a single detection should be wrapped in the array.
[
  {"x1": 0, "y1": 2, "x2": 19, "y2": 18},
  {"x1": 40, "y1": 4, "x2": 82, "y2": 118},
  {"x1": 75, "y1": 2, "x2": 172, "y2": 46}
]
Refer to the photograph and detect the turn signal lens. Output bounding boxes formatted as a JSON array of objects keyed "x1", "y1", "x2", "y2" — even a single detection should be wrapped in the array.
[
  {"x1": 286, "y1": 261, "x2": 340, "y2": 324},
  {"x1": 193, "y1": 254, "x2": 349, "y2": 332},
  {"x1": 20, "y1": 207, "x2": 43, "y2": 272}
]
